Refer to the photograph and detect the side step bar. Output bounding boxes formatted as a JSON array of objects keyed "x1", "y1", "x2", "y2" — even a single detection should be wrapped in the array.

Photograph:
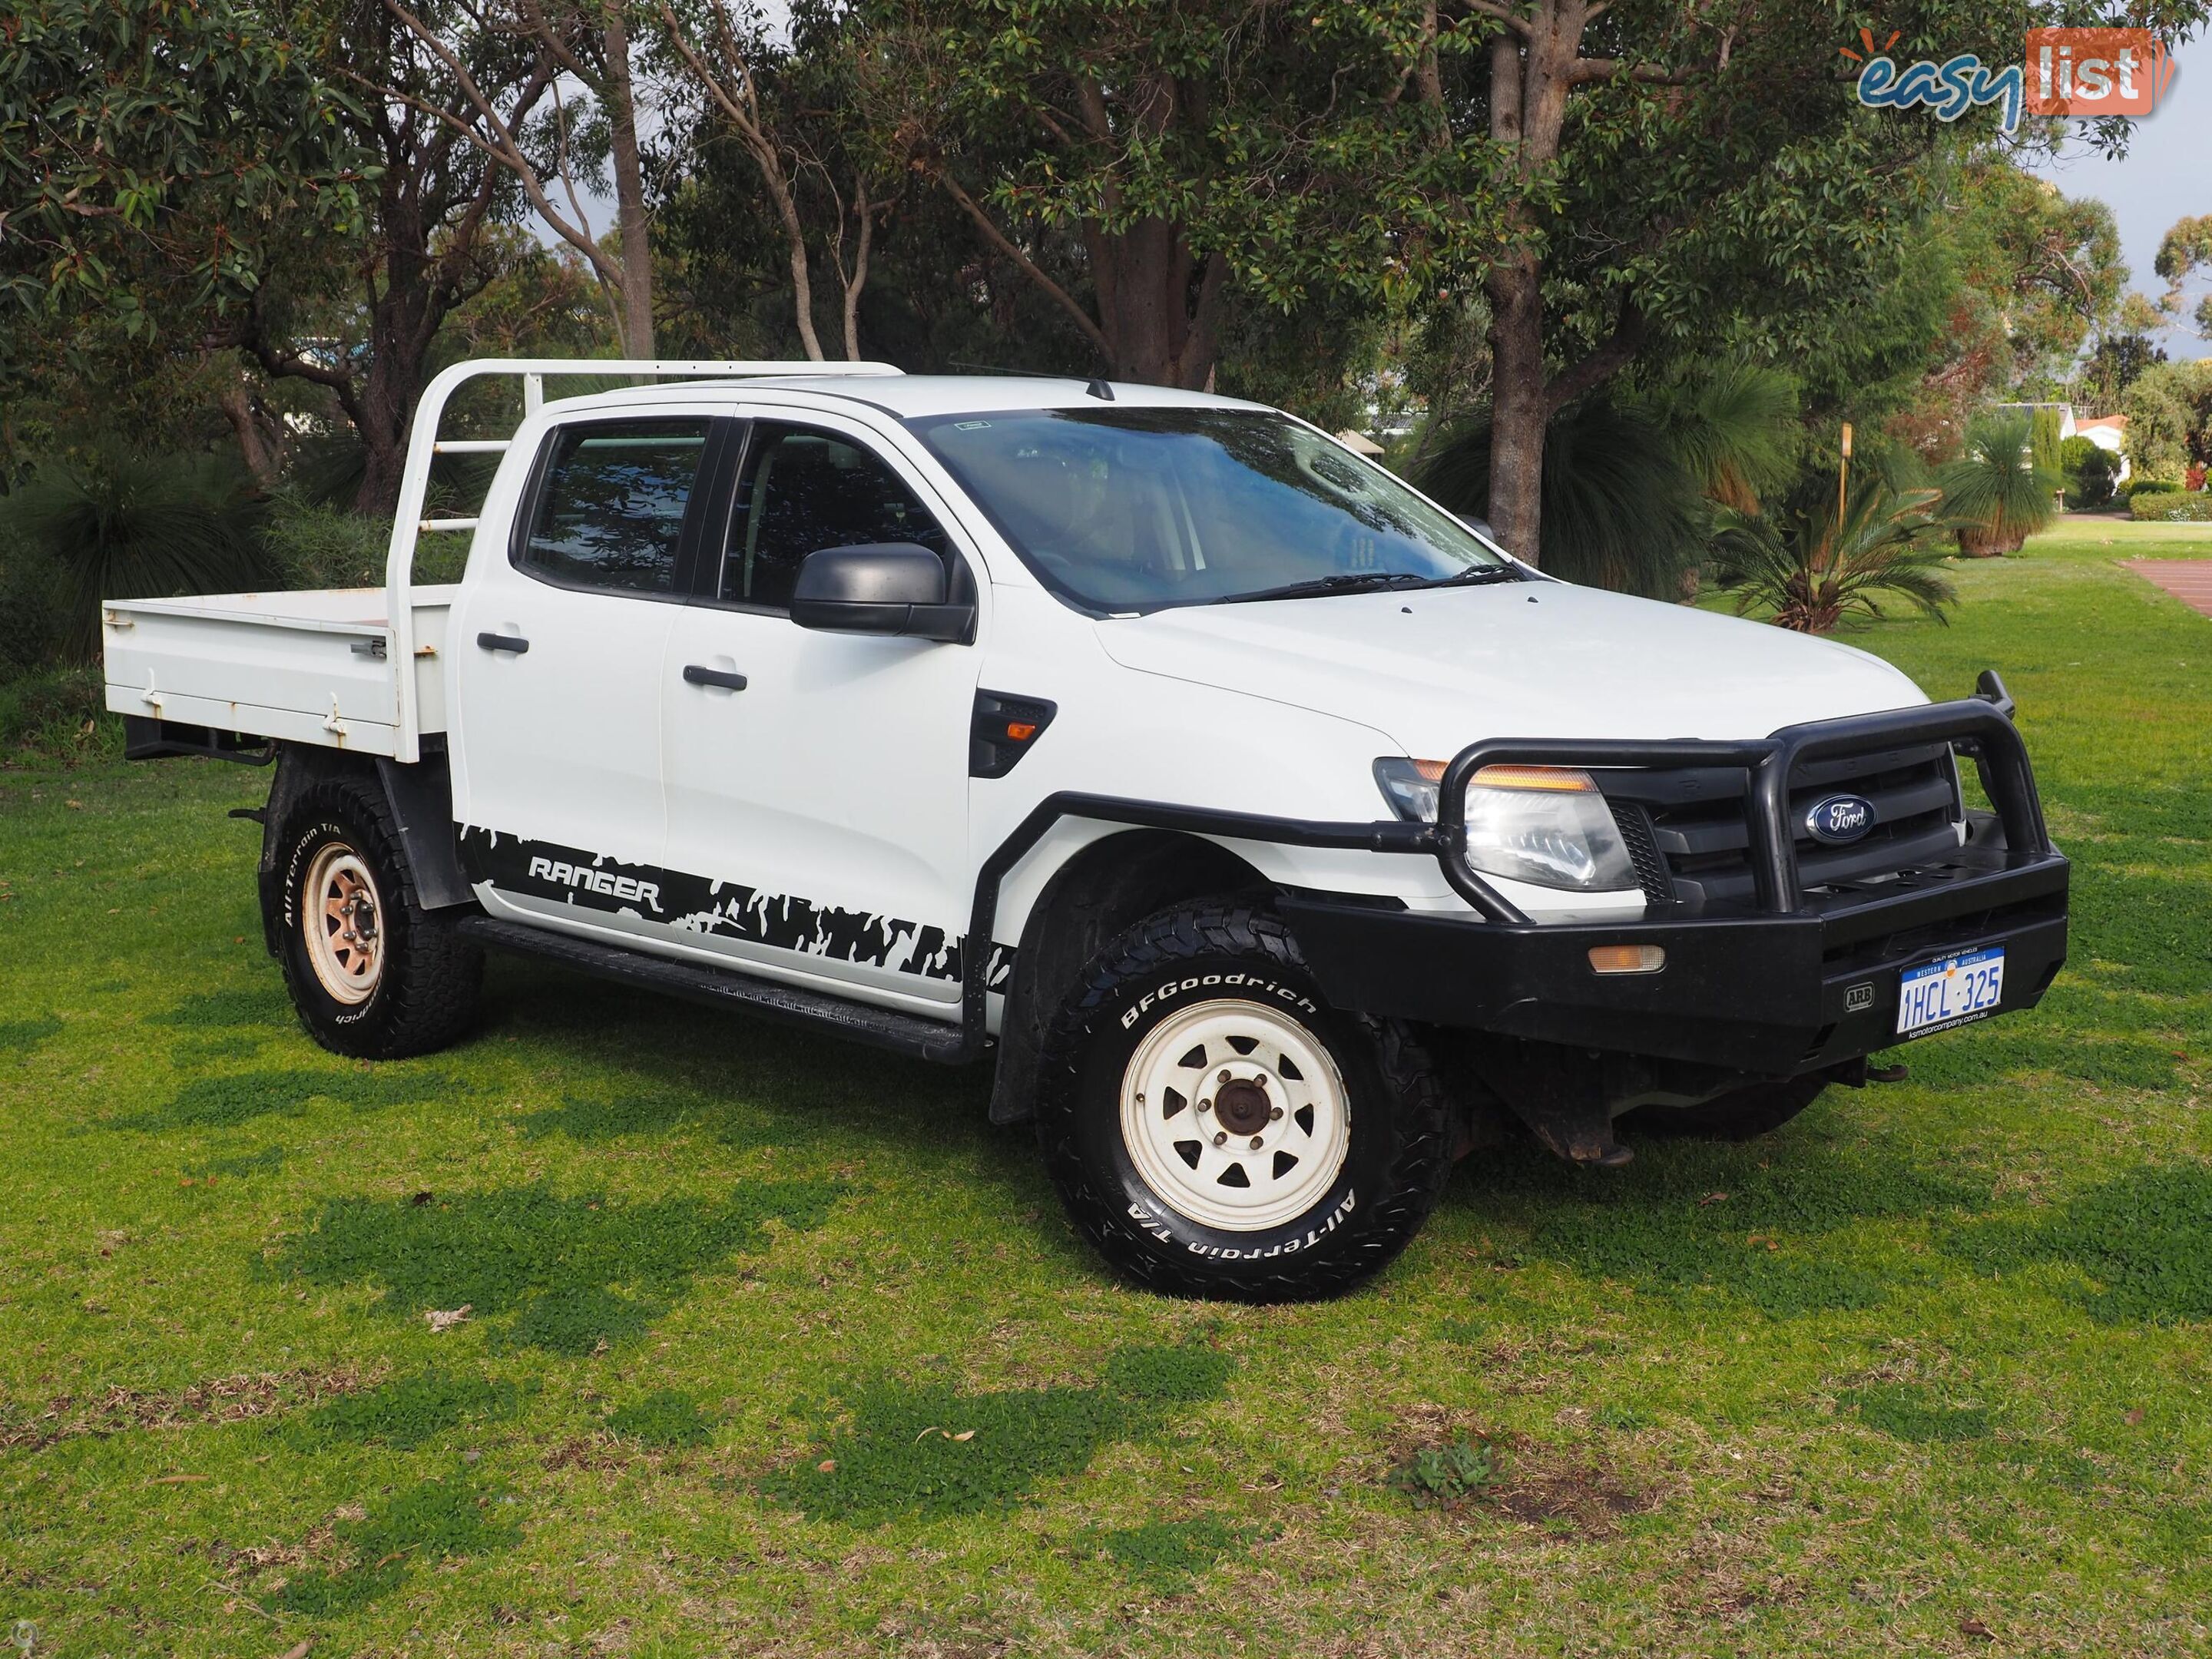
[{"x1": 455, "y1": 916, "x2": 970, "y2": 1065}]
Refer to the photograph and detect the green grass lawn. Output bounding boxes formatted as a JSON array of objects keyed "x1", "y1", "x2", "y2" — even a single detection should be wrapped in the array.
[{"x1": 3, "y1": 525, "x2": 2208, "y2": 1657}]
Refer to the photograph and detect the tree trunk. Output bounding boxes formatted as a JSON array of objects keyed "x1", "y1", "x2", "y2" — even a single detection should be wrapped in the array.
[
  {"x1": 602, "y1": 7, "x2": 655, "y2": 359},
  {"x1": 214, "y1": 376, "x2": 282, "y2": 491},
  {"x1": 1485, "y1": 250, "x2": 1548, "y2": 559},
  {"x1": 1086, "y1": 218, "x2": 1223, "y2": 390}
]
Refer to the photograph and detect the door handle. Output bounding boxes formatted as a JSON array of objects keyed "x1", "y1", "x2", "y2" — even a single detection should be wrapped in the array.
[
  {"x1": 682, "y1": 664, "x2": 748, "y2": 691},
  {"x1": 476, "y1": 631, "x2": 530, "y2": 654}
]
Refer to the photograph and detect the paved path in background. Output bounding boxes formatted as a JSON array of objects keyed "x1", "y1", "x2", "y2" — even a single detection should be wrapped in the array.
[{"x1": 2127, "y1": 560, "x2": 2212, "y2": 619}]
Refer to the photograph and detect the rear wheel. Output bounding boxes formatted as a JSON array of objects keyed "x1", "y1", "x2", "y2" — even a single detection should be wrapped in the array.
[
  {"x1": 1035, "y1": 904, "x2": 1452, "y2": 1301},
  {"x1": 1628, "y1": 1075, "x2": 1829, "y2": 1141},
  {"x1": 271, "y1": 778, "x2": 482, "y2": 1059}
]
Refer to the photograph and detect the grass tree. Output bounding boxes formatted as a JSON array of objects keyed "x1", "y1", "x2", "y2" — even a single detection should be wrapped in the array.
[
  {"x1": 3, "y1": 453, "x2": 265, "y2": 660},
  {"x1": 1939, "y1": 409, "x2": 2061, "y2": 557},
  {"x1": 1710, "y1": 475, "x2": 1956, "y2": 634}
]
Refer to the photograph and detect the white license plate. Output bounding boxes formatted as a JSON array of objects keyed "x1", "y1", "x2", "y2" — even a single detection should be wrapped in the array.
[{"x1": 1896, "y1": 948, "x2": 2005, "y2": 1037}]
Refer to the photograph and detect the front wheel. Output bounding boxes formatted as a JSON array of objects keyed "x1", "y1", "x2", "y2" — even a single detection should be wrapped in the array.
[{"x1": 1035, "y1": 905, "x2": 1452, "y2": 1302}]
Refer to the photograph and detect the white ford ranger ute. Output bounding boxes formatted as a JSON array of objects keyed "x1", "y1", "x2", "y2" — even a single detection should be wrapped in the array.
[{"x1": 104, "y1": 359, "x2": 2070, "y2": 1301}]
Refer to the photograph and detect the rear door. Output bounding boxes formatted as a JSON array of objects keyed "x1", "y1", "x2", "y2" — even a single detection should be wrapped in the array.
[
  {"x1": 658, "y1": 414, "x2": 985, "y2": 1008},
  {"x1": 451, "y1": 412, "x2": 730, "y2": 942}
]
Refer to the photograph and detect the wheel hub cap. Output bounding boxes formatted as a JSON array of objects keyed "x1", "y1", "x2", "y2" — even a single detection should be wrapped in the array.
[
  {"x1": 1119, "y1": 998, "x2": 1352, "y2": 1233},
  {"x1": 304, "y1": 844, "x2": 383, "y2": 1006}
]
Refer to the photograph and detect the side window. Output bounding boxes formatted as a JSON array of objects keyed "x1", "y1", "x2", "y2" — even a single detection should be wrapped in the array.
[
  {"x1": 720, "y1": 422, "x2": 949, "y2": 609},
  {"x1": 520, "y1": 419, "x2": 711, "y2": 595}
]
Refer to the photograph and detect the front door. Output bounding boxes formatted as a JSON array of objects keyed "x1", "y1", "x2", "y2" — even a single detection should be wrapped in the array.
[
  {"x1": 451, "y1": 413, "x2": 724, "y2": 942},
  {"x1": 658, "y1": 416, "x2": 984, "y2": 1008}
]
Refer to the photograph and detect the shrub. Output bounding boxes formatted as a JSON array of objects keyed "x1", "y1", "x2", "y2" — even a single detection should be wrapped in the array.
[
  {"x1": 0, "y1": 533, "x2": 64, "y2": 680},
  {"x1": 2131, "y1": 491, "x2": 2212, "y2": 522},
  {"x1": 0, "y1": 666, "x2": 121, "y2": 761},
  {"x1": 2061, "y1": 435, "x2": 2118, "y2": 509},
  {"x1": 1710, "y1": 475, "x2": 1957, "y2": 634},
  {"x1": 261, "y1": 493, "x2": 389, "y2": 590},
  {"x1": 1, "y1": 451, "x2": 265, "y2": 659},
  {"x1": 1939, "y1": 410, "x2": 2060, "y2": 555}
]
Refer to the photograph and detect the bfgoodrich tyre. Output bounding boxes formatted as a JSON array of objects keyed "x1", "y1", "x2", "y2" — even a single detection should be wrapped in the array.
[
  {"x1": 1035, "y1": 904, "x2": 1452, "y2": 1301},
  {"x1": 270, "y1": 777, "x2": 482, "y2": 1059}
]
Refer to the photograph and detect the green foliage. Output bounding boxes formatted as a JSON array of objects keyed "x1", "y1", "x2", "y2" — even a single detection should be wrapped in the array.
[
  {"x1": 1711, "y1": 475, "x2": 1959, "y2": 635},
  {"x1": 291, "y1": 1369, "x2": 522, "y2": 1450},
  {"x1": 2, "y1": 451, "x2": 264, "y2": 658},
  {"x1": 2131, "y1": 491, "x2": 2212, "y2": 523},
  {"x1": 1386, "y1": 1435, "x2": 1497, "y2": 1509},
  {"x1": 608, "y1": 1389, "x2": 717, "y2": 1448},
  {"x1": 260, "y1": 493, "x2": 389, "y2": 591},
  {"x1": 0, "y1": 667, "x2": 115, "y2": 761},
  {"x1": 2122, "y1": 359, "x2": 2212, "y2": 478},
  {"x1": 0, "y1": 0, "x2": 367, "y2": 330},
  {"x1": 2060, "y1": 435, "x2": 2118, "y2": 510},
  {"x1": 1416, "y1": 398, "x2": 1709, "y2": 597},
  {"x1": 0, "y1": 532, "x2": 64, "y2": 680},
  {"x1": 1641, "y1": 360, "x2": 1803, "y2": 515},
  {"x1": 2154, "y1": 212, "x2": 2212, "y2": 339},
  {"x1": 0, "y1": 1014, "x2": 62, "y2": 1054},
  {"x1": 1936, "y1": 410, "x2": 2061, "y2": 555}
]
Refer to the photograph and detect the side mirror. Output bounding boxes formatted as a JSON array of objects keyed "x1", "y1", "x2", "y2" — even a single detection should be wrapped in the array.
[{"x1": 790, "y1": 543, "x2": 975, "y2": 644}]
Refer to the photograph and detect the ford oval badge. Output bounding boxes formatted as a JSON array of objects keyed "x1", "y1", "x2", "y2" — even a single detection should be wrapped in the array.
[{"x1": 1805, "y1": 793, "x2": 1876, "y2": 845}]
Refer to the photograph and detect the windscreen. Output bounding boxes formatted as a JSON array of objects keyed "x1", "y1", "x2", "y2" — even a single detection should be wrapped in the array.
[{"x1": 909, "y1": 407, "x2": 1512, "y2": 612}]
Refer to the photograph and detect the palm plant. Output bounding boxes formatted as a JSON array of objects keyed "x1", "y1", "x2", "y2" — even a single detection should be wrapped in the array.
[
  {"x1": 1710, "y1": 475, "x2": 1957, "y2": 634},
  {"x1": 4, "y1": 452, "x2": 266, "y2": 659},
  {"x1": 1414, "y1": 397, "x2": 1710, "y2": 598},
  {"x1": 1641, "y1": 359, "x2": 1801, "y2": 515},
  {"x1": 1937, "y1": 409, "x2": 2061, "y2": 557}
]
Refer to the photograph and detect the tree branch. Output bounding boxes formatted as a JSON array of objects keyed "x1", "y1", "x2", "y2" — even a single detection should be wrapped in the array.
[
  {"x1": 1542, "y1": 301, "x2": 1644, "y2": 414},
  {"x1": 933, "y1": 166, "x2": 1111, "y2": 362}
]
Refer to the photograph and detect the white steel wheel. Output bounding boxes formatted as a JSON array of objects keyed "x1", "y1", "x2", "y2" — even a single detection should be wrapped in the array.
[
  {"x1": 303, "y1": 843, "x2": 384, "y2": 1006},
  {"x1": 1118, "y1": 998, "x2": 1352, "y2": 1232}
]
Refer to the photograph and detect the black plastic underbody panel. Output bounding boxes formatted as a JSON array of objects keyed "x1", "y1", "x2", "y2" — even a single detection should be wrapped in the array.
[
  {"x1": 1278, "y1": 853, "x2": 2069, "y2": 1075},
  {"x1": 455, "y1": 916, "x2": 966, "y2": 1063}
]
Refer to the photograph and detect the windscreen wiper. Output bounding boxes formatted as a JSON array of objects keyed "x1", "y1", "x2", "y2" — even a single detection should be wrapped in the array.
[
  {"x1": 1418, "y1": 563, "x2": 1527, "y2": 588},
  {"x1": 1212, "y1": 571, "x2": 1432, "y2": 604}
]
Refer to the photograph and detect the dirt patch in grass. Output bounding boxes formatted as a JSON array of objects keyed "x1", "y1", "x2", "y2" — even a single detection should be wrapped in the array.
[
  {"x1": 1386, "y1": 1414, "x2": 1655, "y2": 1538},
  {"x1": 270, "y1": 1181, "x2": 840, "y2": 1352},
  {"x1": 2, "y1": 1362, "x2": 377, "y2": 1451}
]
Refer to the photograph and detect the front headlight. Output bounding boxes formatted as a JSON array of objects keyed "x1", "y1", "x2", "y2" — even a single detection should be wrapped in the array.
[{"x1": 1373, "y1": 758, "x2": 1638, "y2": 892}]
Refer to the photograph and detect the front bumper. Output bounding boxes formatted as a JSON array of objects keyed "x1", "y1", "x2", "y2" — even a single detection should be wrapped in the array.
[{"x1": 1283, "y1": 678, "x2": 2070, "y2": 1077}]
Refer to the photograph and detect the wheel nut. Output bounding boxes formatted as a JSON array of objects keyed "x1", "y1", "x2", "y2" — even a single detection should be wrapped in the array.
[
  {"x1": 1269, "y1": 1105, "x2": 1283, "y2": 1121},
  {"x1": 1219, "y1": 1069, "x2": 1233, "y2": 1084},
  {"x1": 1212, "y1": 1131, "x2": 1227, "y2": 1147},
  {"x1": 1198, "y1": 1098, "x2": 1211, "y2": 1113},
  {"x1": 1249, "y1": 1135, "x2": 1263, "y2": 1150}
]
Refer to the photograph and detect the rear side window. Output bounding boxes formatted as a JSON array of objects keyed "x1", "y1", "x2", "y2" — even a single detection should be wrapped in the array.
[
  {"x1": 521, "y1": 419, "x2": 711, "y2": 594},
  {"x1": 720, "y1": 422, "x2": 949, "y2": 609}
]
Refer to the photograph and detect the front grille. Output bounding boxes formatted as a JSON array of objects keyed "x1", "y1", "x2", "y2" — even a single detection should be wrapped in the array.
[{"x1": 1598, "y1": 743, "x2": 1963, "y2": 909}]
